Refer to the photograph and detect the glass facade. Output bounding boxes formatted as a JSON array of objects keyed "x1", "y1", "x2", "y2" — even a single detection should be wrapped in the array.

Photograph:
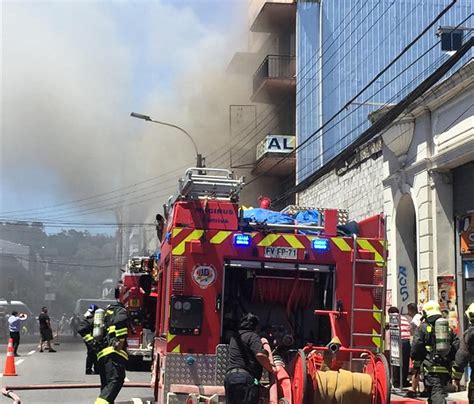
[{"x1": 296, "y1": 0, "x2": 473, "y2": 182}]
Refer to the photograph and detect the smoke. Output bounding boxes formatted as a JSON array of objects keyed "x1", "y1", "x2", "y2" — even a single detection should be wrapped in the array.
[{"x1": 1, "y1": 1, "x2": 249, "y2": 226}]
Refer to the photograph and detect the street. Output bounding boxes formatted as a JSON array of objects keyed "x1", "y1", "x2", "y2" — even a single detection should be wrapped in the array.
[{"x1": 0, "y1": 335, "x2": 154, "y2": 403}]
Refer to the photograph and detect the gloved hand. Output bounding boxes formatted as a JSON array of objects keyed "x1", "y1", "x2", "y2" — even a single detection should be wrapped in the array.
[{"x1": 84, "y1": 310, "x2": 93, "y2": 319}]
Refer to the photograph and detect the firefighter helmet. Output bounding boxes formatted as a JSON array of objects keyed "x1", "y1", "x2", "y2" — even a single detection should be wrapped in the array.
[
  {"x1": 422, "y1": 300, "x2": 441, "y2": 317},
  {"x1": 465, "y1": 303, "x2": 474, "y2": 324}
]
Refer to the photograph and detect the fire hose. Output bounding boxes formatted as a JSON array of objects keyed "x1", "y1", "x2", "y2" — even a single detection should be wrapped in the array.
[
  {"x1": 313, "y1": 369, "x2": 372, "y2": 403},
  {"x1": 1, "y1": 382, "x2": 150, "y2": 404}
]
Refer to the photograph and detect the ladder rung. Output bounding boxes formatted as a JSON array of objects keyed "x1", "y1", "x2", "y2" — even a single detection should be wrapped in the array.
[
  {"x1": 354, "y1": 284, "x2": 384, "y2": 288},
  {"x1": 353, "y1": 332, "x2": 382, "y2": 338},
  {"x1": 353, "y1": 308, "x2": 384, "y2": 313},
  {"x1": 351, "y1": 345, "x2": 380, "y2": 350},
  {"x1": 354, "y1": 258, "x2": 385, "y2": 264}
]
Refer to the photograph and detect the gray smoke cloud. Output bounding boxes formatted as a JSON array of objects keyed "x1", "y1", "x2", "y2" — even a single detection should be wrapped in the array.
[{"x1": 1, "y1": 1, "x2": 250, "y2": 228}]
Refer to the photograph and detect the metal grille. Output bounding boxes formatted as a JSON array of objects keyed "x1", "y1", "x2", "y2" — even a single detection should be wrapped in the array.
[{"x1": 171, "y1": 256, "x2": 186, "y2": 294}]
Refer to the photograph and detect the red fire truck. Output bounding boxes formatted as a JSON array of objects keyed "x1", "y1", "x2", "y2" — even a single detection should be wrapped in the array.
[
  {"x1": 151, "y1": 168, "x2": 389, "y2": 403},
  {"x1": 117, "y1": 256, "x2": 157, "y2": 368}
]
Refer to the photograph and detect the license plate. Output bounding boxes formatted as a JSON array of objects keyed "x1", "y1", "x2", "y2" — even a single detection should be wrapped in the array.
[{"x1": 264, "y1": 246, "x2": 297, "y2": 260}]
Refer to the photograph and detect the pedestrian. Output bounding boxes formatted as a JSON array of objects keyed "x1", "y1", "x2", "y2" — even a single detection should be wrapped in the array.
[
  {"x1": 38, "y1": 307, "x2": 56, "y2": 352},
  {"x1": 7, "y1": 311, "x2": 28, "y2": 356},
  {"x1": 224, "y1": 313, "x2": 277, "y2": 404},
  {"x1": 388, "y1": 306, "x2": 411, "y2": 388},
  {"x1": 70, "y1": 313, "x2": 80, "y2": 338},
  {"x1": 406, "y1": 302, "x2": 424, "y2": 398},
  {"x1": 95, "y1": 302, "x2": 129, "y2": 404},
  {"x1": 452, "y1": 303, "x2": 474, "y2": 403},
  {"x1": 77, "y1": 304, "x2": 98, "y2": 375},
  {"x1": 411, "y1": 300, "x2": 459, "y2": 404}
]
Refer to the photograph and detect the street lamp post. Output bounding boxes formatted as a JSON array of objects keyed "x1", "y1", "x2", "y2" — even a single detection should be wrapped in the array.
[{"x1": 130, "y1": 112, "x2": 203, "y2": 167}]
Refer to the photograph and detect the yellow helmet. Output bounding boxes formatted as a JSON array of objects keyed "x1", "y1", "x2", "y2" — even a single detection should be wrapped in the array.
[
  {"x1": 422, "y1": 300, "x2": 442, "y2": 317},
  {"x1": 465, "y1": 303, "x2": 474, "y2": 323}
]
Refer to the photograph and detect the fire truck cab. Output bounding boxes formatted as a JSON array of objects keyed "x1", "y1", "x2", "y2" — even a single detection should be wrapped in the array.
[
  {"x1": 152, "y1": 168, "x2": 389, "y2": 403},
  {"x1": 117, "y1": 256, "x2": 157, "y2": 368}
]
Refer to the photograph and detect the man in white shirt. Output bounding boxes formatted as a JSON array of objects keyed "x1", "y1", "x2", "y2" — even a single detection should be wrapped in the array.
[{"x1": 8, "y1": 311, "x2": 27, "y2": 356}]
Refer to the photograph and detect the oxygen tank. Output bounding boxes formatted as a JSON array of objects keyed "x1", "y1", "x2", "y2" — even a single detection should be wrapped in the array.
[
  {"x1": 434, "y1": 317, "x2": 450, "y2": 355},
  {"x1": 93, "y1": 308, "x2": 105, "y2": 340}
]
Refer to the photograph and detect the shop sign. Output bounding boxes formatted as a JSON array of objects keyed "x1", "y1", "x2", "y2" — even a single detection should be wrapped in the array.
[
  {"x1": 256, "y1": 135, "x2": 295, "y2": 160},
  {"x1": 389, "y1": 313, "x2": 401, "y2": 367},
  {"x1": 460, "y1": 214, "x2": 474, "y2": 254}
]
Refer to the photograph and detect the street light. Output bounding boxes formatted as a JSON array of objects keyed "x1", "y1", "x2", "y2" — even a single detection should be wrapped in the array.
[{"x1": 130, "y1": 112, "x2": 203, "y2": 167}]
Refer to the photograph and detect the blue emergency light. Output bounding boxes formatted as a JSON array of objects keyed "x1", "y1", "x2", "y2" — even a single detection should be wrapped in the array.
[
  {"x1": 234, "y1": 233, "x2": 252, "y2": 246},
  {"x1": 311, "y1": 238, "x2": 329, "y2": 251}
]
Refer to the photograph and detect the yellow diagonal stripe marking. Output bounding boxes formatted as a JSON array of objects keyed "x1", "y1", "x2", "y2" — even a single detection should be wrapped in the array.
[
  {"x1": 172, "y1": 344, "x2": 181, "y2": 353},
  {"x1": 379, "y1": 239, "x2": 388, "y2": 248},
  {"x1": 357, "y1": 239, "x2": 384, "y2": 266},
  {"x1": 210, "y1": 231, "x2": 232, "y2": 244},
  {"x1": 258, "y1": 234, "x2": 280, "y2": 247},
  {"x1": 172, "y1": 228, "x2": 183, "y2": 237},
  {"x1": 331, "y1": 237, "x2": 352, "y2": 252},
  {"x1": 167, "y1": 332, "x2": 175, "y2": 343},
  {"x1": 373, "y1": 304, "x2": 382, "y2": 324},
  {"x1": 172, "y1": 230, "x2": 204, "y2": 255},
  {"x1": 282, "y1": 235, "x2": 305, "y2": 249},
  {"x1": 372, "y1": 329, "x2": 382, "y2": 349}
]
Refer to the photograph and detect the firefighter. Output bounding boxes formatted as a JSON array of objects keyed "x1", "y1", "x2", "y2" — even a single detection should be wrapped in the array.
[
  {"x1": 224, "y1": 313, "x2": 277, "y2": 404},
  {"x1": 411, "y1": 300, "x2": 459, "y2": 404},
  {"x1": 94, "y1": 302, "x2": 129, "y2": 404},
  {"x1": 452, "y1": 303, "x2": 474, "y2": 403},
  {"x1": 77, "y1": 304, "x2": 98, "y2": 375}
]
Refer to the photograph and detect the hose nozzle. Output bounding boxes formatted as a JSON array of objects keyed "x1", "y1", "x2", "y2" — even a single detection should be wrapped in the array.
[{"x1": 327, "y1": 336, "x2": 342, "y2": 353}]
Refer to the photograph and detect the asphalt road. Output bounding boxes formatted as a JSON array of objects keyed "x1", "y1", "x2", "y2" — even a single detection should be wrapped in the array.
[{"x1": 0, "y1": 335, "x2": 154, "y2": 403}]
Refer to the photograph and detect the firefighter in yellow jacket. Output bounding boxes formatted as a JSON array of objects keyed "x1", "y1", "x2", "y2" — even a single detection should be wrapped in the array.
[
  {"x1": 94, "y1": 302, "x2": 129, "y2": 404},
  {"x1": 411, "y1": 301, "x2": 459, "y2": 404}
]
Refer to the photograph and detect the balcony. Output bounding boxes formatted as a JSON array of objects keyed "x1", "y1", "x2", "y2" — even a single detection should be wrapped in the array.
[
  {"x1": 249, "y1": 0, "x2": 296, "y2": 33},
  {"x1": 253, "y1": 134, "x2": 296, "y2": 176},
  {"x1": 252, "y1": 55, "x2": 296, "y2": 103}
]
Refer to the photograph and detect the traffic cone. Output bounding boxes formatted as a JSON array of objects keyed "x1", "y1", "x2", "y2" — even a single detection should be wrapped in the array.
[{"x1": 3, "y1": 338, "x2": 17, "y2": 376}]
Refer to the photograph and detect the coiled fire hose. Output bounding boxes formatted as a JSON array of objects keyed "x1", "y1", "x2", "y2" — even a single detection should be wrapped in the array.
[{"x1": 314, "y1": 369, "x2": 372, "y2": 404}]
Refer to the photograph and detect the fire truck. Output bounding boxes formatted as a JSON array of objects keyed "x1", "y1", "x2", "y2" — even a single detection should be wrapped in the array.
[
  {"x1": 117, "y1": 256, "x2": 157, "y2": 368},
  {"x1": 151, "y1": 168, "x2": 390, "y2": 403}
]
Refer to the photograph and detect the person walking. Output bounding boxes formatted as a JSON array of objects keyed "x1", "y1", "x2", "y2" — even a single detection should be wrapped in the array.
[
  {"x1": 406, "y1": 302, "x2": 424, "y2": 398},
  {"x1": 224, "y1": 313, "x2": 277, "y2": 404},
  {"x1": 452, "y1": 303, "x2": 474, "y2": 403},
  {"x1": 78, "y1": 304, "x2": 98, "y2": 375},
  {"x1": 411, "y1": 301, "x2": 459, "y2": 404},
  {"x1": 70, "y1": 313, "x2": 80, "y2": 338},
  {"x1": 38, "y1": 307, "x2": 56, "y2": 352},
  {"x1": 95, "y1": 302, "x2": 129, "y2": 404},
  {"x1": 8, "y1": 311, "x2": 27, "y2": 356}
]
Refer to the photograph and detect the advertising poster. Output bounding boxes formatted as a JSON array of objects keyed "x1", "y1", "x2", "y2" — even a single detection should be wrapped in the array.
[
  {"x1": 389, "y1": 313, "x2": 400, "y2": 367},
  {"x1": 437, "y1": 274, "x2": 459, "y2": 334},
  {"x1": 417, "y1": 281, "x2": 429, "y2": 310}
]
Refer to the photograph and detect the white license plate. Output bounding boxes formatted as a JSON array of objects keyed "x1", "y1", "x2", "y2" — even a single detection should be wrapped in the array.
[{"x1": 264, "y1": 246, "x2": 297, "y2": 260}]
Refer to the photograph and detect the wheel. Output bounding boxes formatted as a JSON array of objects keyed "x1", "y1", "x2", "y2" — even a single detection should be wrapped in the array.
[
  {"x1": 374, "y1": 353, "x2": 390, "y2": 404},
  {"x1": 291, "y1": 349, "x2": 308, "y2": 404}
]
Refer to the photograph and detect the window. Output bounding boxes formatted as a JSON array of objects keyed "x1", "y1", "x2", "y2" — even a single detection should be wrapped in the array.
[{"x1": 440, "y1": 30, "x2": 463, "y2": 52}]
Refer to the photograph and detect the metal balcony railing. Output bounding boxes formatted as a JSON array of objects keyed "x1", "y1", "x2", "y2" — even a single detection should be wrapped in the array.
[{"x1": 253, "y1": 55, "x2": 296, "y2": 93}]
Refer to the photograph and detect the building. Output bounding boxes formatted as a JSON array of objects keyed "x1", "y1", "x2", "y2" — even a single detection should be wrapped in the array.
[
  {"x1": 380, "y1": 61, "x2": 473, "y2": 327},
  {"x1": 228, "y1": 0, "x2": 297, "y2": 209}
]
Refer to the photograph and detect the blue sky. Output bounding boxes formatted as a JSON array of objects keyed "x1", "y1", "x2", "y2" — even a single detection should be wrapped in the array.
[{"x1": 0, "y1": 0, "x2": 248, "y2": 233}]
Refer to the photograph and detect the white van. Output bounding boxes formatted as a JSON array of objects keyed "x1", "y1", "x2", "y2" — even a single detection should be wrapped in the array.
[{"x1": 0, "y1": 299, "x2": 35, "y2": 334}]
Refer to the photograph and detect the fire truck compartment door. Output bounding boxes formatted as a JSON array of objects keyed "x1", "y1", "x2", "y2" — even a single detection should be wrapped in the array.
[
  {"x1": 226, "y1": 260, "x2": 331, "y2": 272},
  {"x1": 169, "y1": 296, "x2": 203, "y2": 335}
]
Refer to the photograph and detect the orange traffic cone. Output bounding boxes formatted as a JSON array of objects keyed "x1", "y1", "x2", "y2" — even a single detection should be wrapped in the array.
[{"x1": 3, "y1": 338, "x2": 17, "y2": 376}]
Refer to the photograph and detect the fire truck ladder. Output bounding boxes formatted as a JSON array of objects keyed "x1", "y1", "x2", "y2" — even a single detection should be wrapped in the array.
[
  {"x1": 349, "y1": 233, "x2": 387, "y2": 359},
  {"x1": 177, "y1": 168, "x2": 244, "y2": 200}
]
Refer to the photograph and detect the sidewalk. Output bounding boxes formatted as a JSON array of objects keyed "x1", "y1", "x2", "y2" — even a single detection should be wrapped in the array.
[{"x1": 391, "y1": 388, "x2": 469, "y2": 403}]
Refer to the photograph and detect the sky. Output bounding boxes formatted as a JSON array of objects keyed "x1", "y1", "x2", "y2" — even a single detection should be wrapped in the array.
[{"x1": 0, "y1": 0, "x2": 249, "y2": 234}]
